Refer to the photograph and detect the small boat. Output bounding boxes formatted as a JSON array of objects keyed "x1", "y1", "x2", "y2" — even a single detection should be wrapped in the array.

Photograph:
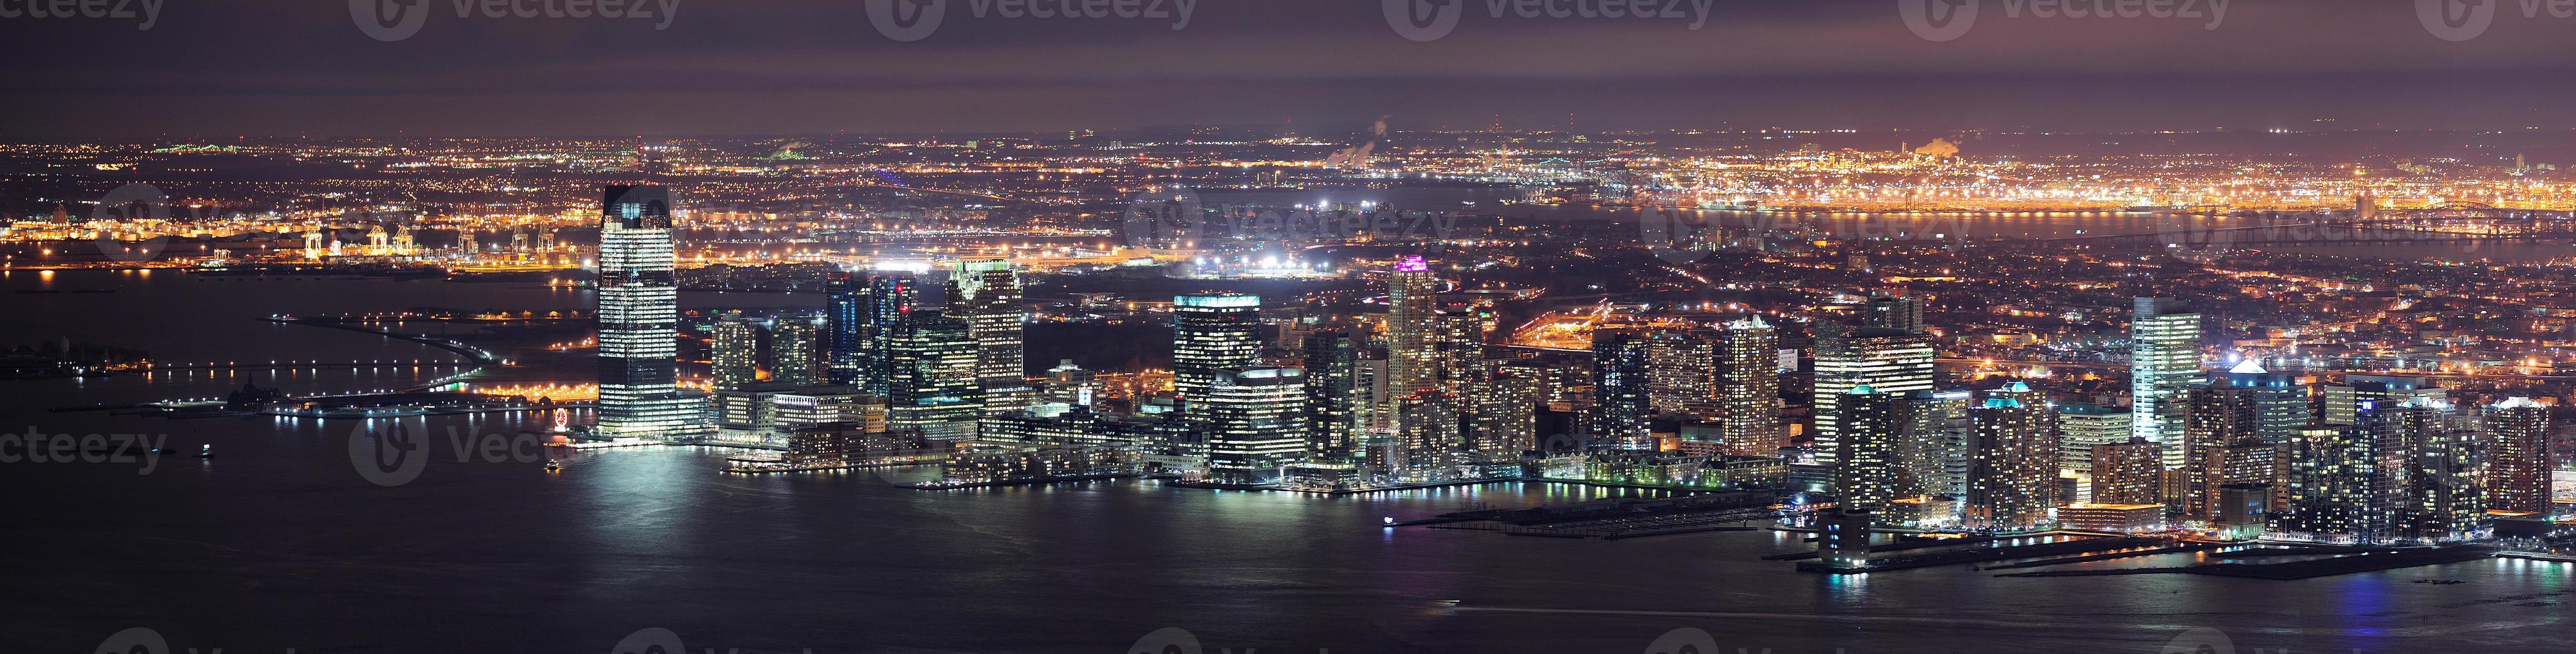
[
  {"x1": 544, "y1": 459, "x2": 563, "y2": 472},
  {"x1": 192, "y1": 444, "x2": 214, "y2": 459}
]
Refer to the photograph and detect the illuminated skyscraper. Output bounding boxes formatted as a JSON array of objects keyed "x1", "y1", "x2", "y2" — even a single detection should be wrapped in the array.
[
  {"x1": 1645, "y1": 328, "x2": 1720, "y2": 414},
  {"x1": 1204, "y1": 367, "x2": 1309, "y2": 484},
  {"x1": 1172, "y1": 294, "x2": 1263, "y2": 415},
  {"x1": 712, "y1": 315, "x2": 761, "y2": 391},
  {"x1": 1967, "y1": 381, "x2": 2056, "y2": 532},
  {"x1": 1386, "y1": 256, "x2": 1440, "y2": 401},
  {"x1": 1466, "y1": 358, "x2": 1544, "y2": 461},
  {"x1": 1395, "y1": 389, "x2": 1463, "y2": 480},
  {"x1": 1718, "y1": 316, "x2": 1781, "y2": 456},
  {"x1": 2486, "y1": 398, "x2": 2553, "y2": 515},
  {"x1": 593, "y1": 184, "x2": 707, "y2": 440},
  {"x1": 947, "y1": 259, "x2": 1026, "y2": 386},
  {"x1": 2091, "y1": 437, "x2": 2165, "y2": 506},
  {"x1": 2129, "y1": 296, "x2": 2201, "y2": 468},
  {"x1": 771, "y1": 316, "x2": 822, "y2": 386},
  {"x1": 1590, "y1": 328, "x2": 1655, "y2": 450},
  {"x1": 1301, "y1": 327, "x2": 1362, "y2": 461},
  {"x1": 885, "y1": 310, "x2": 982, "y2": 441},
  {"x1": 1832, "y1": 385, "x2": 1902, "y2": 513},
  {"x1": 1812, "y1": 323, "x2": 1935, "y2": 468},
  {"x1": 849, "y1": 274, "x2": 920, "y2": 395},
  {"x1": 824, "y1": 271, "x2": 864, "y2": 385}
]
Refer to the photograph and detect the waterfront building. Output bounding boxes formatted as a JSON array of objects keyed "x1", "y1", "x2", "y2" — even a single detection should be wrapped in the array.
[
  {"x1": 771, "y1": 316, "x2": 823, "y2": 386},
  {"x1": 1591, "y1": 328, "x2": 1656, "y2": 450},
  {"x1": 1172, "y1": 294, "x2": 1263, "y2": 416},
  {"x1": 1646, "y1": 328, "x2": 1720, "y2": 414},
  {"x1": 2091, "y1": 437, "x2": 2165, "y2": 506},
  {"x1": 1831, "y1": 385, "x2": 1903, "y2": 513},
  {"x1": 2486, "y1": 397, "x2": 2553, "y2": 515},
  {"x1": 1811, "y1": 322, "x2": 1935, "y2": 468},
  {"x1": 1966, "y1": 381, "x2": 2057, "y2": 531},
  {"x1": 847, "y1": 273, "x2": 921, "y2": 394},
  {"x1": 1466, "y1": 358, "x2": 1545, "y2": 461},
  {"x1": 593, "y1": 184, "x2": 708, "y2": 440},
  {"x1": 1386, "y1": 256, "x2": 1440, "y2": 402},
  {"x1": 947, "y1": 259, "x2": 1026, "y2": 386},
  {"x1": 1300, "y1": 328, "x2": 1362, "y2": 462},
  {"x1": 2130, "y1": 296, "x2": 2201, "y2": 469},
  {"x1": 1395, "y1": 389, "x2": 1464, "y2": 480},
  {"x1": 1203, "y1": 367, "x2": 1309, "y2": 484},
  {"x1": 886, "y1": 310, "x2": 983, "y2": 441},
  {"x1": 2053, "y1": 402, "x2": 2130, "y2": 501},
  {"x1": 1718, "y1": 316, "x2": 1782, "y2": 456},
  {"x1": 712, "y1": 314, "x2": 762, "y2": 391}
]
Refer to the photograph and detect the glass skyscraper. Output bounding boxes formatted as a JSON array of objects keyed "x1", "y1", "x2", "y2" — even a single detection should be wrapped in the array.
[
  {"x1": 593, "y1": 184, "x2": 708, "y2": 440},
  {"x1": 1172, "y1": 294, "x2": 1262, "y2": 415},
  {"x1": 2129, "y1": 296, "x2": 2201, "y2": 469},
  {"x1": 886, "y1": 310, "x2": 982, "y2": 441}
]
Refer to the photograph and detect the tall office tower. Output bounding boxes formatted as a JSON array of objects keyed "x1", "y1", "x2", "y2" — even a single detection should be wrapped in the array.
[
  {"x1": 1466, "y1": 358, "x2": 1544, "y2": 460},
  {"x1": 1832, "y1": 385, "x2": 1904, "y2": 513},
  {"x1": 1432, "y1": 311, "x2": 1484, "y2": 394},
  {"x1": 1966, "y1": 381, "x2": 2057, "y2": 531},
  {"x1": 2092, "y1": 437, "x2": 2166, "y2": 505},
  {"x1": 1301, "y1": 328, "x2": 1363, "y2": 461},
  {"x1": 1204, "y1": 367, "x2": 1310, "y2": 484},
  {"x1": 1385, "y1": 256, "x2": 1441, "y2": 401},
  {"x1": 947, "y1": 260, "x2": 1026, "y2": 386},
  {"x1": 1590, "y1": 328, "x2": 1656, "y2": 450},
  {"x1": 2215, "y1": 360, "x2": 2311, "y2": 444},
  {"x1": 2486, "y1": 397, "x2": 2553, "y2": 514},
  {"x1": 771, "y1": 316, "x2": 822, "y2": 386},
  {"x1": 2130, "y1": 296, "x2": 2202, "y2": 470},
  {"x1": 2404, "y1": 418, "x2": 2488, "y2": 541},
  {"x1": 884, "y1": 310, "x2": 984, "y2": 441},
  {"x1": 711, "y1": 315, "x2": 762, "y2": 391},
  {"x1": 1811, "y1": 322, "x2": 1936, "y2": 469},
  {"x1": 850, "y1": 274, "x2": 920, "y2": 395},
  {"x1": 2322, "y1": 374, "x2": 2443, "y2": 425},
  {"x1": 1646, "y1": 328, "x2": 1721, "y2": 414},
  {"x1": 1860, "y1": 290, "x2": 1924, "y2": 333},
  {"x1": 1173, "y1": 294, "x2": 1264, "y2": 414},
  {"x1": 1394, "y1": 389, "x2": 1463, "y2": 480},
  {"x1": 594, "y1": 185, "x2": 707, "y2": 439},
  {"x1": 2054, "y1": 403, "x2": 2131, "y2": 497},
  {"x1": 1719, "y1": 316, "x2": 1782, "y2": 456},
  {"x1": 824, "y1": 271, "x2": 864, "y2": 385}
]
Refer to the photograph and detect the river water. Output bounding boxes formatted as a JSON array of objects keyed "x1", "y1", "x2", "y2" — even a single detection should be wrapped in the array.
[{"x1": 5, "y1": 270, "x2": 2571, "y2": 653}]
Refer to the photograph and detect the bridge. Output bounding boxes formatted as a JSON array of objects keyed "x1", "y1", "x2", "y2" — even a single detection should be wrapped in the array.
[{"x1": 1997, "y1": 205, "x2": 2576, "y2": 248}]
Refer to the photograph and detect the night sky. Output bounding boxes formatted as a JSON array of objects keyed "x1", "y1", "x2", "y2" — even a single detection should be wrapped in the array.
[{"x1": 8, "y1": 0, "x2": 2576, "y2": 137}]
